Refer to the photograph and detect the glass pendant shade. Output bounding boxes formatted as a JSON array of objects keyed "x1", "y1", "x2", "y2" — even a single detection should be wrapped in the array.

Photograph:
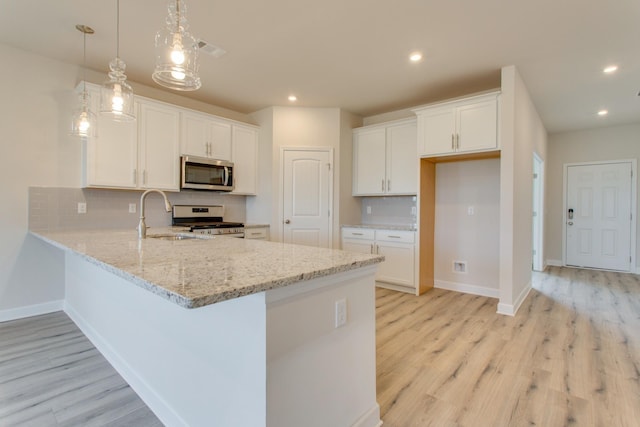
[
  {"x1": 70, "y1": 24, "x2": 97, "y2": 138},
  {"x1": 100, "y1": 57, "x2": 135, "y2": 121},
  {"x1": 152, "y1": 0, "x2": 201, "y2": 91},
  {"x1": 101, "y1": 0, "x2": 135, "y2": 121},
  {"x1": 71, "y1": 90, "x2": 97, "y2": 137}
]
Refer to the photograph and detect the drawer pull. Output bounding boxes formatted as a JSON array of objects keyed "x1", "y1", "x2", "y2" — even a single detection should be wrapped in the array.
[
  {"x1": 388, "y1": 235, "x2": 401, "y2": 239},
  {"x1": 352, "y1": 232, "x2": 363, "y2": 236}
]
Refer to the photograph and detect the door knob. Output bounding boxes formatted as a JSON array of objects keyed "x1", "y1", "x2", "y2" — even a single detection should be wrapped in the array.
[
  {"x1": 284, "y1": 219, "x2": 291, "y2": 224},
  {"x1": 568, "y1": 221, "x2": 573, "y2": 226}
]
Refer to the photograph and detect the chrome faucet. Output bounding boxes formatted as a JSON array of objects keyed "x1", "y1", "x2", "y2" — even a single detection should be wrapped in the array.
[{"x1": 137, "y1": 189, "x2": 172, "y2": 239}]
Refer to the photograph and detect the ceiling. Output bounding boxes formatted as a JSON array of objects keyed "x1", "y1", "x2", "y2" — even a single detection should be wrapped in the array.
[{"x1": 1, "y1": 0, "x2": 639, "y2": 133}]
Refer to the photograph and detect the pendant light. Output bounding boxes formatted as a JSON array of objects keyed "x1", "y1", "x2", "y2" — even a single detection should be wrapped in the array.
[
  {"x1": 100, "y1": 0, "x2": 135, "y2": 121},
  {"x1": 152, "y1": 0, "x2": 201, "y2": 91},
  {"x1": 71, "y1": 25, "x2": 97, "y2": 138}
]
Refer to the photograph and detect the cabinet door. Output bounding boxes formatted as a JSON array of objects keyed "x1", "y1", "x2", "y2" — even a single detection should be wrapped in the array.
[
  {"x1": 181, "y1": 112, "x2": 232, "y2": 160},
  {"x1": 386, "y1": 121, "x2": 417, "y2": 195},
  {"x1": 456, "y1": 98, "x2": 497, "y2": 153},
  {"x1": 138, "y1": 100, "x2": 180, "y2": 190},
  {"x1": 209, "y1": 119, "x2": 232, "y2": 160},
  {"x1": 418, "y1": 106, "x2": 455, "y2": 156},
  {"x1": 375, "y1": 241, "x2": 415, "y2": 288},
  {"x1": 181, "y1": 112, "x2": 210, "y2": 157},
  {"x1": 83, "y1": 87, "x2": 138, "y2": 188},
  {"x1": 342, "y1": 239, "x2": 374, "y2": 254},
  {"x1": 231, "y1": 125, "x2": 258, "y2": 195},
  {"x1": 353, "y1": 128, "x2": 387, "y2": 195}
]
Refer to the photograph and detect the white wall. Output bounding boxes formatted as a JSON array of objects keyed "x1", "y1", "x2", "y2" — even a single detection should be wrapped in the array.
[
  {"x1": 498, "y1": 65, "x2": 548, "y2": 315},
  {"x1": 435, "y1": 159, "x2": 501, "y2": 297},
  {"x1": 0, "y1": 43, "x2": 255, "y2": 316},
  {"x1": 250, "y1": 107, "x2": 361, "y2": 248},
  {"x1": 546, "y1": 123, "x2": 640, "y2": 266}
]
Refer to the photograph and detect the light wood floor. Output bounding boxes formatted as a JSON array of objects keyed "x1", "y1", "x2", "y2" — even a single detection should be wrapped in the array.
[
  {"x1": 0, "y1": 311, "x2": 162, "y2": 427},
  {"x1": 2, "y1": 267, "x2": 638, "y2": 426},
  {"x1": 377, "y1": 266, "x2": 640, "y2": 426}
]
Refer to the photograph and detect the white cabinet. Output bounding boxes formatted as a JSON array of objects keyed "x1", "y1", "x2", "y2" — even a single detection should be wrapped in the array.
[
  {"x1": 83, "y1": 85, "x2": 138, "y2": 189},
  {"x1": 414, "y1": 92, "x2": 499, "y2": 157},
  {"x1": 352, "y1": 118, "x2": 417, "y2": 196},
  {"x1": 180, "y1": 111, "x2": 232, "y2": 160},
  {"x1": 341, "y1": 227, "x2": 416, "y2": 292},
  {"x1": 82, "y1": 84, "x2": 179, "y2": 190},
  {"x1": 231, "y1": 124, "x2": 258, "y2": 195},
  {"x1": 137, "y1": 99, "x2": 180, "y2": 190},
  {"x1": 244, "y1": 226, "x2": 269, "y2": 240}
]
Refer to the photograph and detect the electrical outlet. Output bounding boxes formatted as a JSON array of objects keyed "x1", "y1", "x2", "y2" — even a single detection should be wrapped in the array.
[
  {"x1": 366, "y1": 206, "x2": 372, "y2": 215},
  {"x1": 335, "y1": 299, "x2": 347, "y2": 328},
  {"x1": 467, "y1": 206, "x2": 475, "y2": 216},
  {"x1": 453, "y1": 261, "x2": 467, "y2": 273},
  {"x1": 411, "y1": 206, "x2": 417, "y2": 215},
  {"x1": 129, "y1": 203, "x2": 137, "y2": 214},
  {"x1": 77, "y1": 202, "x2": 87, "y2": 214}
]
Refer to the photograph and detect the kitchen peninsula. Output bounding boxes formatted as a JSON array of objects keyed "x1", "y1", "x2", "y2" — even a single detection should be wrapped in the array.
[{"x1": 31, "y1": 229, "x2": 384, "y2": 427}]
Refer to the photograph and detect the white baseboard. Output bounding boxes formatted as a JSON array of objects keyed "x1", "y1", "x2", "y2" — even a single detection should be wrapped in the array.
[
  {"x1": 0, "y1": 300, "x2": 64, "y2": 322},
  {"x1": 546, "y1": 259, "x2": 563, "y2": 267},
  {"x1": 434, "y1": 280, "x2": 499, "y2": 298},
  {"x1": 496, "y1": 281, "x2": 532, "y2": 316},
  {"x1": 352, "y1": 403, "x2": 382, "y2": 427},
  {"x1": 64, "y1": 303, "x2": 187, "y2": 427}
]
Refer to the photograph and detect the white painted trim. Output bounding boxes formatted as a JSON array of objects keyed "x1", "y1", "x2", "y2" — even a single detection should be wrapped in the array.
[
  {"x1": 546, "y1": 259, "x2": 563, "y2": 267},
  {"x1": 497, "y1": 281, "x2": 531, "y2": 316},
  {"x1": 435, "y1": 280, "x2": 499, "y2": 298},
  {"x1": 562, "y1": 159, "x2": 637, "y2": 272},
  {"x1": 532, "y1": 153, "x2": 545, "y2": 272},
  {"x1": 351, "y1": 403, "x2": 382, "y2": 427},
  {"x1": 0, "y1": 300, "x2": 64, "y2": 322},
  {"x1": 64, "y1": 303, "x2": 188, "y2": 427}
]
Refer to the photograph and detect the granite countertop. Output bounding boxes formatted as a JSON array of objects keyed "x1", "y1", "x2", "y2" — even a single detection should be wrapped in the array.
[
  {"x1": 31, "y1": 228, "x2": 383, "y2": 309},
  {"x1": 341, "y1": 224, "x2": 417, "y2": 231}
]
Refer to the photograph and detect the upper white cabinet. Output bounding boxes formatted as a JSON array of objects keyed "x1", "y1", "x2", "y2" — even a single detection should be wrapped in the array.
[
  {"x1": 83, "y1": 85, "x2": 138, "y2": 189},
  {"x1": 231, "y1": 124, "x2": 258, "y2": 195},
  {"x1": 82, "y1": 85, "x2": 179, "y2": 191},
  {"x1": 180, "y1": 111, "x2": 232, "y2": 160},
  {"x1": 137, "y1": 98, "x2": 180, "y2": 191},
  {"x1": 353, "y1": 118, "x2": 417, "y2": 196},
  {"x1": 413, "y1": 92, "x2": 499, "y2": 157}
]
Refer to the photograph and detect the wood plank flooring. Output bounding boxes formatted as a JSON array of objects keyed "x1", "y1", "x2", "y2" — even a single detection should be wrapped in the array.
[
  {"x1": 0, "y1": 311, "x2": 162, "y2": 427},
  {"x1": 377, "y1": 266, "x2": 640, "y2": 426},
  {"x1": 2, "y1": 266, "x2": 638, "y2": 426}
]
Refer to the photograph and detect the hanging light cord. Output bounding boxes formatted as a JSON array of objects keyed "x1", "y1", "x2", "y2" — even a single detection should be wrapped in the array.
[
  {"x1": 82, "y1": 30, "x2": 87, "y2": 93},
  {"x1": 116, "y1": 0, "x2": 120, "y2": 59}
]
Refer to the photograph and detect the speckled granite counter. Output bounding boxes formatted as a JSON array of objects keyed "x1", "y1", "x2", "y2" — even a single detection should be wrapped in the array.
[
  {"x1": 31, "y1": 228, "x2": 383, "y2": 309},
  {"x1": 342, "y1": 224, "x2": 417, "y2": 231}
]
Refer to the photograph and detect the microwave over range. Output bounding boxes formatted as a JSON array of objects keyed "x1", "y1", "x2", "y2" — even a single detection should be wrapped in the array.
[{"x1": 181, "y1": 156, "x2": 235, "y2": 192}]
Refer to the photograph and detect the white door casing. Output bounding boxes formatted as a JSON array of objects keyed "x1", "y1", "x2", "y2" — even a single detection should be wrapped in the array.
[
  {"x1": 532, "y1": 154, "x2": 544, "y2": 272},
  {"x1": 564, "y1": 161, "x2": 635, "y2": 271},
  {"x1": 282, "y1": 148, "x2": 333, "y2": 248}
]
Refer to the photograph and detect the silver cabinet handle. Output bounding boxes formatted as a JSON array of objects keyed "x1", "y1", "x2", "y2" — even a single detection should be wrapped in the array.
[
  {"x1": 352, "y1": 232, "x2": 363, "y2": 236},
  {"x1": 370, "y1": 244, "x2": 374, "y2": 254},
  {"x1": 388, "y1": 235, "x2": 401, "y2": 239},
  {"x1": 388, "y1": 180, "x2": 391, "y2": 191},
  {"x1": 456, "y1": 134, "x2": 460, "y2": 150},
  {"x1": 451, "y1": 134, "x2": 455, "y2": 150},
  {"x1": 375, "y1": 244, "x2": 379, "y2": 254},
  {"x1": 381, "y1": 179, "x2": 385, "y2": 192}
]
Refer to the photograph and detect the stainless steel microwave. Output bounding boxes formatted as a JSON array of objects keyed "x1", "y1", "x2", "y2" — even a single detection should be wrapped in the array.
[{"x1": 180, "y1": 156, "x2": 235, "y2": 192}]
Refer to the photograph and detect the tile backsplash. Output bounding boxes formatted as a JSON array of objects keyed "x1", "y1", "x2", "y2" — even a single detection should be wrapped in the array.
[
  {"x1": 29, "y1": 187, "x2": 246, "y2": 232},
  {"x1": 360, "y1": 196, "x2": 417, "y2": 227}
]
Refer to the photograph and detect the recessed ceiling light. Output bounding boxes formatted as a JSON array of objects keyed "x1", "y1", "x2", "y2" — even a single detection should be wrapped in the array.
[
  {"x1": 603, "y1": 65, "x2": 618, "y2": 74},
  {"x1": 409, "y1": 52, "x2": 423, "y2": 62},
  {"x1": 597, "y1": 109, "x2": 608, "y2": 116},
  {"x1": 288, "y1": 95, "x2": 297, "y2": 102}
]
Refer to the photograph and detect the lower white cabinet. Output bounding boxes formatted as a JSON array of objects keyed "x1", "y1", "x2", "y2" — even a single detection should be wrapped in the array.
[{"x1": 341, "y1": 227, "x2": 416, "y2": 292}]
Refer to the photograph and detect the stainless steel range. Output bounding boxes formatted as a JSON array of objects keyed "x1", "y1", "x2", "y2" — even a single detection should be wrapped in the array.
[{"x1": 172, "y1": 205, "x2": 244, "y2": 237}]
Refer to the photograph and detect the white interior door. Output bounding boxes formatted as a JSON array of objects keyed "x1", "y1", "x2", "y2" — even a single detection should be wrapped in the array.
[
  {"x1": 282, "y1": 149, "x2": 332, "y2": 248},
  {"x1": 566, "y1": 162, "x2": 632, "y2": 271}
]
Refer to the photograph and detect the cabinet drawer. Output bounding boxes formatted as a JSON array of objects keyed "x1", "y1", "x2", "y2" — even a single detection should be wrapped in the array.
[
  {"x1": 375, "y1": 230, "x2": 415, "y2": 243},
  {"x1": 244, "y1": 228, "x2": 268, "y2": 240},
  {"x1": 342, "y1": 228, "x2": 375, "y2": 240}
]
